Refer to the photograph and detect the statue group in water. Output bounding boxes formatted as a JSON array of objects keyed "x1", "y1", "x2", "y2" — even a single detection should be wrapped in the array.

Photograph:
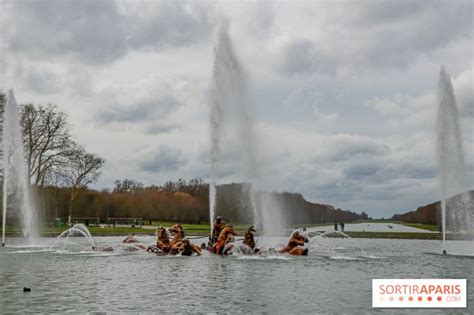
[
  {"x1": 94, "y1": 216, "x2": 309, "y2": 256},
  {"x1": 206, "y1": 216, "x2": 309, "y2": 256}
]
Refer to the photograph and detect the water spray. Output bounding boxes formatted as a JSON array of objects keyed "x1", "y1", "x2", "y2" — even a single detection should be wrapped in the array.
[{"x1": 436, "y1": 66, "x2": 468, "y2": 255}]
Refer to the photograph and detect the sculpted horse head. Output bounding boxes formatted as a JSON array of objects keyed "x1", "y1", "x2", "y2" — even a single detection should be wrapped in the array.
[
  {"x1": 212, "y1": 225, "x2": 237, "y2": 254},
  {"x1": 219, "y1": 225, "x2": 236, "y2": 240},
  {"x1": 289, "y1": 231, "x2": 309, "y2": 246},
  {"x1": 161, "y1": 223, "x2": 201, "y2": 256},
  {"x1": 169, "y1": 224, "x2": 183, "y2": 235},
  {"x1": 156, "y1": 225, "x2": 169, "y2": 240},
  {"x1": 277, "y1": 231, "x2": 309, "y2": 256},
  {"x1": 155, "y1": 225, "x2": 171, "y2": 252},
  {"x1": 243, "y1": 226, "x2": 257, "y2": 249}
]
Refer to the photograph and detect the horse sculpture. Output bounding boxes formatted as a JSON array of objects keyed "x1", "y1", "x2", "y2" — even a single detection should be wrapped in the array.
[
  {"x1": 177, "y1": 238, "x2": 202, "y2": 256},
  {"x1": 156, "y1": 225, "x2": 171, "y2": 252},
  {"x1": 243, "y1": 226, "x2": 257, "y2": 250},
  {"x1": 168, "y1": 224, "x2": 201, "y2": 256},
  {"x1": 278, "y1": 231, "x2": 309, "y2": 256},
  {"x1": 212, "y1": 225, "x2": 237, "y2": 254},
  {"x1": 147, "y1": 225, "x2": 172, "y2": 253}
]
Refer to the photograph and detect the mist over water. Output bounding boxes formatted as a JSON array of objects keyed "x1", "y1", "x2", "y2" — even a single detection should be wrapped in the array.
[
  {"x1": 436, "y1": 66, "x2": 473, "y2": 251},
  {"x1": 2, "y1": 90, "x2": 38, "y2": 242},
  {"x1": 208, "y1": 25, "x2": 286, "y2": 235},
  {"x1": 255, "y1": 192, "x2": 286, "y2": 236}
]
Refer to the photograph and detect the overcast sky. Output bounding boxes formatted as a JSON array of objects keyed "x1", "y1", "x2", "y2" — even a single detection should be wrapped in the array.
[{"x1": 1, "y1": 0, "x2": 472, "y2": 218}]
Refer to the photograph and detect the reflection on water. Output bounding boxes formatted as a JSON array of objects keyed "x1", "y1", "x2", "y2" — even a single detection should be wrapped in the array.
[{"x1": 0, "y1": 237, "x2": 472, "y2": 313}]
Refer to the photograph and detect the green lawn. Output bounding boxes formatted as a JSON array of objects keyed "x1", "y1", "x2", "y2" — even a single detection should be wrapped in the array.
[
  {"x1": 3, "y1": 226, "x2": 468, "y2": 240},
  {"x1": 400, "y1": 223, "x2": 439, "y2": 231},
  {"x1": 0, "y1": 222, "x2": 252, "y2": 237},
  {"x1": 342, "y1": 231, "x2": 441, "y2": 239},
  {"x1": 353, "y1": 219, "x2": 402, "y2": 223},
  {"x1": 294, "y1": 220, "x2": 404, "y2": 229},
  {"x1": 303, "y1": 220, "x2": 439, "y2": 232},
  {"x1": 148, "y1": 221, "x2": 249, "y2": 231},
  {"x1": 0, "y1": 220, "x2": 448, "y2": 239},
  {"x1": 291, "y1": 223, "x2": 332, "y2": 228}
]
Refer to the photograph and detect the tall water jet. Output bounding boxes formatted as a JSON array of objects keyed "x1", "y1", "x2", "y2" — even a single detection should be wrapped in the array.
[
  {"x1": 208, "y1": 24, "x2": 260, "y2": 232},
  {"x1": 1, "y1": 92, "x2": 4, "y2": 246},
  {"x1": 436, "y1": 66, "x2": 471, "y2": 254},
  {"x1": 208, "y1": 28, "x2": 224, "y2": 234},
  {"x1": 2, "y1": 90, "x2": 38, "y2": 245},
  {"x1": 208, "y1": 24, "x2": 287, "y2": 236}
]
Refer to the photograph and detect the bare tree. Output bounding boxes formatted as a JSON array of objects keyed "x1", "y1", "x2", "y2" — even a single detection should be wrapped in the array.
[
  {"x1": 59, "y1": 146, "x2": 105, "y2": 225},
  {"x1": 20, "y1": 104, "x2": 71, "y2": 186}
]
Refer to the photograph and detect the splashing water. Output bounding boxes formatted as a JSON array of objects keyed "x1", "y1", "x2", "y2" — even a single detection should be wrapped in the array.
[
  {"x1": 208, "y1": 24, "x2": 259, "y2": 229},
  {"x1": 436, "y1": 66, "x2": 473, "y2": 254},
  {"x1": 208, "y1": 24, "x2": 286, "y2": 236},
  {"x1": 209, "y1": 25, "x2": 227, "y2": 232},
  {"x1": 256, "y1": 191, "x2": 287, "y2": 236},
  {"x1": 56, "y1": 223, "x2": 95, "y2": 249},
  {"x1": 2, "y1": 90, "x2": 38, "y2": 245},
  {"x1": 209, "y1": 181, "x2": 217, "y2": 234}
]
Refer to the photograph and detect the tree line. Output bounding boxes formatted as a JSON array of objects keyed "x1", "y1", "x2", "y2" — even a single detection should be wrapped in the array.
[
  {"x1": 33, "y1": 179, "x2": 368, "y2": 225},
  {"x1": 391, "y1": 190, "x2": 473, "y2": 230}
]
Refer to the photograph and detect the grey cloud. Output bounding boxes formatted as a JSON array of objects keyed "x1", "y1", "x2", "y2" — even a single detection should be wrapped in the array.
[
  {"x1": 279, "y1": 39, "x2": 336, "y2": 76},
  {"x1": 377, "y1": 161, "x2": 437, "y2": 181},
  {"x1": 401, "y1": 165, "x2": 437, "y2": 180},
  {"x1": 126, "y1": 1, "x2": 213, "y2": 50},
  {"x1": 348, "y1": 0, "x2": 428, "y2": 25},
  {"x1": 353, "y1": 1, "x2": 471, "y2": 44},
  {"x1": 279, "y1": 39, "x2": 315, "y2": 75},
  {"x1": 318, "y1": 137, "x2": 390, "y2": 162},
  {"x1": 97, "y1": 96, "x2": 178, "y2": 124},
  {"x1": 144, "y1": 123, "x2": 180, "y2": 135},
  {"x1": 5, "y1": 0, "x2": 128, "y2": 64},
  {"x1": 454, "y1": 70, "x2": 474, "y2": 117},
  {"x1": 23, "y1": 68, "x2": 60, "y2": 94},
  {"x1": 94, "y1": 76, "x2": 187, "y2": 127},
  {"x1": 4, "y1": 0, "x2": 213, "y2": 64},
  {"x1": 246, "y1": 1, "x2": 276, "y2": 39},
  {"x1": 139, "y1": 145, "x2": 186, "y2": 173},
  {"x1": 353, "y1": 1, "x2": 472, "y2": 69},
  {"x1": 344, "y1": 163, "x2": 381, "y2": 180},
  {"x1": 277, "y1": 1, "x2": 472, "y2": 76},
  {"x1": 344, "y1": 159, "x2": 436, "y2": 183}
]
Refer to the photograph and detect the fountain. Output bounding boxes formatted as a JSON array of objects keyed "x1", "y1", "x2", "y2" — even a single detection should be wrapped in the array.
[
  {"x1": 56, "y1": 223, "x2": 95, "y2": 249},
  {"x1": 436, "y1": 66, "x2": 473, "y2": 254},
  {"x1": 1, "y1": 90, "x2": 38, "y2": 246},
  {"x1": 208, "y1": 24, "x2": 286, "y2": 236},
  {"x1": 208, "y1": 23, "x2": 258, "y2": 231}
]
